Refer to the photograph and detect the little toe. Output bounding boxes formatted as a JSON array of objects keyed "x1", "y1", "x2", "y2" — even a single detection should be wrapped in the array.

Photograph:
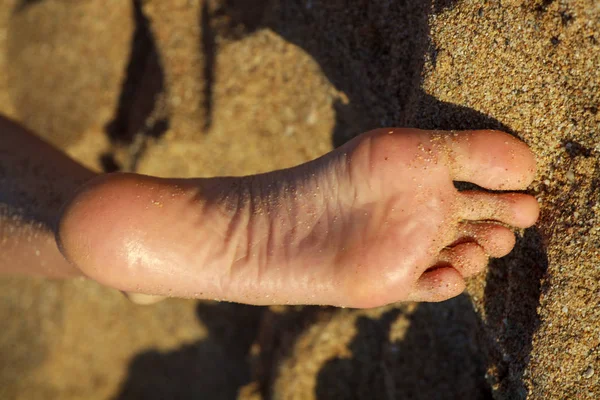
[
  {"x1": 454, "y1": 222, "x2": 516, "y2": 258},
  {"x1": 438, "y1": 242, "x2": 489, "y2": 278},
  {"x1": 443, "y1": 130, "x2": 537, "y2": 190},
  {"x1": 459, "y1": 191, "x2": 540, "y2": 228},
  {"x1": 408, "y1": 266, "x2": 466, "y2": 302}
]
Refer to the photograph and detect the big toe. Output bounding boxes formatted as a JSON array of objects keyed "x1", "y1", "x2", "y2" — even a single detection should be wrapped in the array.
[{"x1": 445, "y1": 130, "x2": 537, "y2": 190}]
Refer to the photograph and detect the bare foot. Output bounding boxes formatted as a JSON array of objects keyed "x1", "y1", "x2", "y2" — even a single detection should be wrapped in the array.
[{"x1": 57, "y1": 129, "x2": 538, "y2": 308}]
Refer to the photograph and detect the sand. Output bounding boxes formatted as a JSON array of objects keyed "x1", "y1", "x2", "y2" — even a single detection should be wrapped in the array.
[{"x1": 0, "y1": 0, "x2": 598, "y2": 399}]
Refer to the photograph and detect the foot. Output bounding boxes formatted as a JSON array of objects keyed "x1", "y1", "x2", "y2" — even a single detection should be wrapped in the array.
[{"x1": 57, "y1": 129, "x2": 538, "y2": 308}]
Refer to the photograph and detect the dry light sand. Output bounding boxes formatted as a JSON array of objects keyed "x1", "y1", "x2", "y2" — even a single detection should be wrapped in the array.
[{"x1": 0, "y1": 0, "x2": 598, "y2": 399}]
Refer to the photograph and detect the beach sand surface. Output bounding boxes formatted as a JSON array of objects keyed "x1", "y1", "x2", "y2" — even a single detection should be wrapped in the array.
[{"x1": 0, "y1": 1, "x2": 598, "y2": 399}]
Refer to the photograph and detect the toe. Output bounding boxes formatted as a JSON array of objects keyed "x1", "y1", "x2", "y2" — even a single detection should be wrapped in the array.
[
  {"x1": 454, "y1": 222, "x2": 516, "y2": 258},
  {"x1": 408, "y1": 241, "x2": 490, "y2": 302},
  {"x1": 408, "y1": 266, "x2": 466, "y2": 302},
  {"x1": 443, "y1": 130, "x2": 537, "y2": 190},
  {"x1": 437, "y1": 242, "x2": 489, "y2": 278},
  {"x1": 458, "y1": 191, "x2": 540, "y2": 228}
]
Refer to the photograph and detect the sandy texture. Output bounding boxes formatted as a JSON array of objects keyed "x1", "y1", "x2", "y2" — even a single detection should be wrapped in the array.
[
  {"x1": 6, "y1": 0, "x2": 132, "y2": 149},
  {"x1": 424, "y1": 1, "x2": 599, "y2": 398},
  {"x1": 0, "y1": 0, "x2": 598, "y2": 399}
]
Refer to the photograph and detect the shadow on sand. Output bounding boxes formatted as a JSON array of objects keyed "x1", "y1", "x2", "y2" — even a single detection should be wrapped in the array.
[{"x1": 113, "y1": 302, "x2": 263, "y2": 400}]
